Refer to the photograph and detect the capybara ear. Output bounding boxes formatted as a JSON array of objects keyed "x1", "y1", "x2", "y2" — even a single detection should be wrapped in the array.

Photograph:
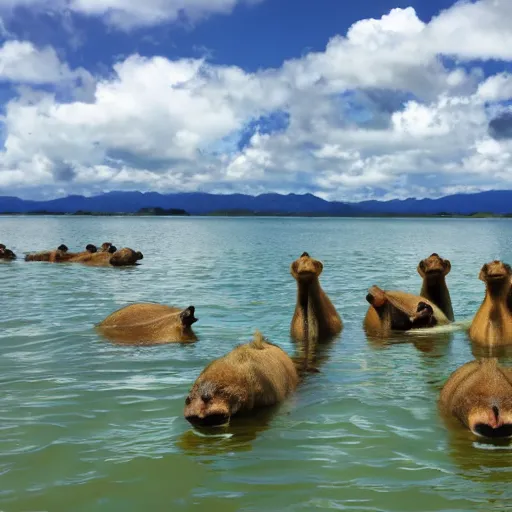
[
  {"x1": 479, "y1": 263, "x2": 488, "y2": 282},
  {"x1": 180, "y1": 306, "x2": 198, "y2": 326},
  {"x1": 442, "y1": 258, "x2": 452, "y2": 276},
  {"x1": 417, "y1": 259, "x2": 426, "y2": 278},
  {"x1": 290, "y1": 261, "x2": 299, "y2": 279},
  {"x1": 57, "y1": 244, "x2": 68, "y2": 252},
  {"x1": 135, "y1": 251, "x2": 143, "y2": 260},
  {"x1": 108, "y1": 245, "x2": 117, "y2": 254},
  {"x1": 314, "y1": 260, "x2": 323, "y2": 276}
]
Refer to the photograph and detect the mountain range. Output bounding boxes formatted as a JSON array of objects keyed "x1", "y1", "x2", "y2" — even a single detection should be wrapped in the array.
[{"x1": 1, "y1": 190, "x2": 512, "y2": 216}]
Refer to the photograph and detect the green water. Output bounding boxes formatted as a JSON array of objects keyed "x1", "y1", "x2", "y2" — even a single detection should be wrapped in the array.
[{"x1": 1, "y1": 216, "x2": 512, "y2": 511}]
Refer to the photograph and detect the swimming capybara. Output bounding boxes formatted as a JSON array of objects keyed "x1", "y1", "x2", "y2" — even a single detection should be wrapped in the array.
[
  {"x1": 469, "y1": 260, "x2": 512, "y2": 347},
  {"x1": 85, "y1": 244, "x2": 98, "y2": 253},
  {"x1": 0, "y1": 244, "x2": 16, "y2": 260},
  {"x1": 99, "y1": 242, "x2": 114, "y2": 252},
  {"x1": 418, "y1": 253, "x2": 454, "y2": 321},
  {"x1": 439, "y1": 358, "x2": 512, "y2": 439},
  {"x1": 24, "y1": 244, "x2": 72, "y2": 262},
  {"x1": 184, "y1": 330, "x2": 299, "y2": 427},
  {"x1": 290, "y1": 252, "x2": 342, "y2": 345},
  {"x1": 364, "y1": 285, "x2": 450, "y2": 336},
  {"x1": 109, "y1": 248, "x2": 143, "y2": 266},
  {"x1": 96, "y1": 304, "x2": 198, "y2": 344}
]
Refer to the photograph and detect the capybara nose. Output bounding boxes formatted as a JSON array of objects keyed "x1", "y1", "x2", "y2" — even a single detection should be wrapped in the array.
[
  {"x1": 300, "y1": 251, "x2": 310, "y2": 258},
  {"x1": 473, "y1": 423, "x2": 512, "y2": 439},
  {"x1": 365, "y1": 293, "x2": 374, "y2": 304},
  {"x1": 185, "y1": 413, "x2": 230, "y2": 427}
]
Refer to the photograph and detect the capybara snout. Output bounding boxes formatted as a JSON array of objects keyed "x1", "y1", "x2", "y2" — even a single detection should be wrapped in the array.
[
  {"x1": 479, "y1": 260, "x2": 512, "y2": 281},
  {"x1": 180, "y1": 306, "x2": 198, "y2": 326},
  {"x1": 290, "y1": 252, "x2": 323, "y2": 280},
  {"x1": 418, "y1": 253, "x2": 451, "y2": 278},
  {"x1": 184, "y1": 383, "x2": 231, "y2": 427}
]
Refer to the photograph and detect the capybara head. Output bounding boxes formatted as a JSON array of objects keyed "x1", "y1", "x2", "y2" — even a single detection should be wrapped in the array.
[
  {"x1": 418, "y1": 253, "x2": 451, "y2": 280},
  {"x1": 0, "y1": 244, "x2": 5, "y2": 250},
  {"x1": 100, "y1": 242, "x2": 113, "y2": 252},
  {"x1": 86, "y1": 244, "x2": 98, "y2": 253},
  {"x1": 57, "y1": 244, "x2": 68, "y2": 252},
  {"x1": 180, "y1": 306, "x2": 198, "y2": 327},
  {"x1": 409, "y1": 301, "x2": 436, "y2": 327},
  {"x1": 109, "y1": 248, "x2": 141, "y2": 266},
  {"x1": 291, "y1": 252, "x2": 323, "y2": 282},
  {"x1": 135, "y1": 251, "x2": 143, "y2": 260},
  {"x1": 184, "y1": 380, "x2": 232, "y2": 428},
  {"x1": 479, "y1": 260, "x2": 512, "y2": 283},
  {"x1": 366, "y1": 285, "x2": 387, "y2": 308},
  {"x1": 108, "y1": 245, "x2": 118, "y2": 254},
  {"x1": 0, "y1": 246, "x2": 16, "y2": 260}
]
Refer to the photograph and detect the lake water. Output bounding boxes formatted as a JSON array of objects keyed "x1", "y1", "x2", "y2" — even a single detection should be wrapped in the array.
[{"x1": 1, "y1": 216, "x2": 512, "y2": 511}]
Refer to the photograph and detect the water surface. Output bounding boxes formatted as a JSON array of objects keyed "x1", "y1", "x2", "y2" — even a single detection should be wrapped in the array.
[{"x1": 1, "y1": 216, "x2": 512, "y2": 511}]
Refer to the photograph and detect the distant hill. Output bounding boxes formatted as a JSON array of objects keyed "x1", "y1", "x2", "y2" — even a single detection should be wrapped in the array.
[{"x1": 1, "y1": 189, "x2": 512, "y2": 216}]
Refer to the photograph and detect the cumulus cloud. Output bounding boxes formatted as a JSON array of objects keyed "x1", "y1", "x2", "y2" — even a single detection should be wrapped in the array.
[{"x1": 2, "y1": 0, "x2": 512, "y2": 200}]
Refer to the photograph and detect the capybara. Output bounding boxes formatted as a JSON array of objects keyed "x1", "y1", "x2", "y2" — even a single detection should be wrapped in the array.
[
  {"x1": 184, "y1": 330, "x2": 299, "y2": 427},
  {"x1": 85, "y1": 244, "x2": 98, "y2": 253},
  {"x1": 418, "y1": 253, "x2": 454, "y2": 321},
  {"x1": 24, "y1": 244, "x2": 72, "y2": 262},
  {"x1": 469, "y1": 260, "x2": 512, "y2": 346},
  {"x1": 290, "y1": 252, "x2": 342, "y2": 344},
  {"x1": 439, "y1": 358, "x2": 512, "y2": 439},
  {"x1": 109, "y1": 248, "x2": 143, "y2": 266},
  {"x1": 364, "y1": 285, "x2": 450, "y2": 336},
  {"x1": 99, "y1": 242, "x2": 114, "y2": 252},
  {"x1": 0, "y1": 244, "x2": 16, "y2": 260},
  {"x1": 96, "y1": 304, "x2": 198, "y2": 344}
]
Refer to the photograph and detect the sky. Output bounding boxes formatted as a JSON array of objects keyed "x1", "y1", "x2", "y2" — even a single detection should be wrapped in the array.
[{"x1": 1, "y1": 0, "x2": 512, "y2": 201}]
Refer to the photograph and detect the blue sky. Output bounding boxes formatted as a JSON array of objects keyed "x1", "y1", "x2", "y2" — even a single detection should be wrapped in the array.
[{"x1": 1, "y1": 0, "x2": 512, "y2": 200}]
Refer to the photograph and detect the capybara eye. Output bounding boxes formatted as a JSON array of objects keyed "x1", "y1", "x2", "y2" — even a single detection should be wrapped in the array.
[{"x1": 185, "y1": 397, "x2": 191, "y2": 405}]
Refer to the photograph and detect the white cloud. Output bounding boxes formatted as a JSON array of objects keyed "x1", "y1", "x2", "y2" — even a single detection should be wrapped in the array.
[
  {"x1": 0, "y1": 0, "x2": 263, "y2": 30},
  {"x1": 3, "y1": 0, "x2": 512, "y2": 200}
]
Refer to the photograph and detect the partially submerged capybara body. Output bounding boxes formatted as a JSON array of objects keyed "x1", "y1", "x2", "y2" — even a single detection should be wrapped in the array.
[
  {"x1": 439, "y1": 358, "x2": 512, "y2": 439},
  {"x1": 0, "y1": 244, "x2": 16, "y2": 260},
  {"x1": 68, "y1": 247, "x2": 141, "y2": 267},
  {"x1": 184, "y1": 331, "x2": 299, "y2": 427},
  {"x1": 96, "y1": 303, "x2": 198, "y2": 344},
  {"x1": 418, "y1": 253, "x2": 454, "y2": 322},
  {"x1": 469, "y1": 261, "x2": 512, "y2": 347},
  {"x1": 24, "y1": 244, "x2": 72, "y2": 263},
  {"x1": 290, "y1": 252, "x2": 342, "y2": 344},
  {"x1": 364, "y1": 286, "x2": 450, "y2": 336}
]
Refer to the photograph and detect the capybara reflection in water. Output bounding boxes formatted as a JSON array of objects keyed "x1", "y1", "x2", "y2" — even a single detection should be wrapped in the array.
[
  {"x1": 418, "y1": 253, "x2": 454, "y2": 322},
  {"x1": 184, "y1": 331, "x2": 299, "y2": 427},
  {"x1": 364, "y1": 285, "x2": 450, "y2": 336},
  {"x1": 469, "y1": 260, "x2": 512, "y2": 347},
  {"x1": 96, "y1": 304, "x2": 198, "y2": 344},
  {"x1": 0, "y1": 244, "x2": 16, "y2": 260},
  {"x1": 439, "y1": 358, "x2": 512, "y2": 439},
  {"x1": 290, "y1": 252, "x2": 342, "y2": 344}
]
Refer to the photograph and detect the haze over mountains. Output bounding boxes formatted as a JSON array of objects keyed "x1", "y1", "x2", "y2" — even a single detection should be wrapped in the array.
[{"x1": 1, "y1": 190, "x2": 512, "y2": 216}]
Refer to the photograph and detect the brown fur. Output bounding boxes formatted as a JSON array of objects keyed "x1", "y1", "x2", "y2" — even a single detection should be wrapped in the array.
[
  {"x1": 364, "y1": 286, "x2": 450, "y2": 336},
  {"x1": 0, "y1": 245, "x2": 16, "y2": 260},
  {"x1": 24, "y1": 245, "x2": 74, "y2": 263},
  {"x1": 418, "y1": 253, "x2": 454, "y2": 321},
  {"x1": 184, "y1": 331, "x2": 299, "y2": 427},
  {"x1": 68, "y1": 247, "x2": 142, "y2": 267},
  {"x1": 96, "y1": 303, "x2": 198, "y2": 344},
  {"x1": 109, "y1": 248, "x2": 143, "y2": 266},
  {"x1": 469, "y1": 260, "x2": 512, "y2": 347},
  {"x1": 290, "y1": 252, "x2": 342, "y2": 351},
  {"x1": 439, "y1": 358, "x2": 512, "y2": 439}
]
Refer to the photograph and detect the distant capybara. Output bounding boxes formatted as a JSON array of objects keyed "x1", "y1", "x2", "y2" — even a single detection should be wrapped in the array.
[
  {"x1": 0, "y1": 244, "x2": 16, "y2": 260},
  {"x1": 96, "y1": 304, "x2": 198, "y2": 344},
  {"x1": 99, "y1": 242, "x2": 113, "y2": 252},
  {"x1": 469, "y1": 260, "x2": 512, "y2": 346},
  {"x1": 439, "y1": 358, "x2": 512, "y2": 439},
  {"x1": 85, "y1": 244, "x2": 98, "y2": 253},
  {"x1": 364, "y1": 285, "x2": 450, "y2": 336},
  {"x1": 184, "y1": 331, "x2": 299, "y2": 427},
  {"x1": 24, "y1": 244, "x2": 72, "y2": 262},
  {"x1": 109, "y1": 248, "x2": 143, "y2": 266},
  {"x1": 418, "y1": 253, "x2": 454, "y2": 321},
  {"x1": 290, "y1": 252, "x2": 342, "y2": 344}
]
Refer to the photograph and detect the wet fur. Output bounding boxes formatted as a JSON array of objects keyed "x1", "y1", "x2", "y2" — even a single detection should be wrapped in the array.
[
  {"x1": 290, "y1": 252, "x2": 342, "y2": 370},
  {"x1": 96, "y1": 303, "x2": 198, "y2": 344},
  {"x1": 439, "y1": 358, "x2": 512, "y2": 438},
  {"x1": 469, "y1": 261, "x2": 512, "y2": 347},
  {"x1": 364, "y1": 287, "x2": 450, "y2": 336},
  {"x1": 418, "y1": 253, "x2": 454, "y2": 322},
  {"x1": 184, "y1": 331, "x2": 299, "y2": 425}
]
